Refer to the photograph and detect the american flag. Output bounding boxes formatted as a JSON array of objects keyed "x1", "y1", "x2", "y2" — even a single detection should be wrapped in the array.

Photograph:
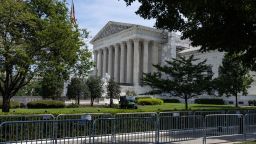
[{"x1": 70, "y1": 0, "x2": 76, "y2": 25}]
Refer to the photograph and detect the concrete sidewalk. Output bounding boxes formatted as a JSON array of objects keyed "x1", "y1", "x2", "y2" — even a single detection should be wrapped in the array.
[{"x1": 172, "y1": 135, "x2": 255, "y2": 144}]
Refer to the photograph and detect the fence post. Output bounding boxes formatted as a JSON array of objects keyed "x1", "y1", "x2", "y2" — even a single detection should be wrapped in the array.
[
  {"x1": 203, "y1": 116, "x2": 207, "y2": 144},
  {"x1": 155, "y1": 113, "x2": 160, "y2": 144},
  {"x1": 111, "y1": 119, "x2": 116, "y2": 144},
  {"x1": 53, "y1": 121, "x2": 58, "y2": 144},
  {"x1": 243, "y1": 114, "x2": 247, "y2": 141},
  {"x1": 92, "y1": 119, "x2": 97, "y2": 144}
]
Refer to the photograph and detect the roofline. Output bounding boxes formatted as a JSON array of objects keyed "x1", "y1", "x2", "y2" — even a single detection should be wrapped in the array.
[{"x1": 90, "y1": 21, "x2": 167, "y2": 44}]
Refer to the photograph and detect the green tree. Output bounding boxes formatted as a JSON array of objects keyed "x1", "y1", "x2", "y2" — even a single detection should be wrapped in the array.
[
  {"x1": 143, "y1": 55, "x2": 213, "y2": 110},
  {"x1": 40, "y1": 73, "x2": 64, "y2": 100},
  {"x1": 67, "y1": 77, "x2": 90, "y2": 105},
  {"x1": 71, "y1": 37, "x2": 94, "y2": 79},
  {"x1": 123, "y1": 0, "x2": 256, "y2": 70},
  {"x1": 0, "y1": 0, "x2": 82, "y2": 112},
  {"x1": 215, "y1": 54, "x2": 253, "y2": 107},
  {"x1": 107, "y1": 79, "x2": 121, "y2": 108},
  {"x1": 15, "y1": 80, "x2": 41, "y2": 96},
  {"x1": 86, "y1": 76, "x2": 103, "y2": 106}
]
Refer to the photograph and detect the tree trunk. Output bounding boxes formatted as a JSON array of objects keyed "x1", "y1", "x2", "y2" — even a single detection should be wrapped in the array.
[
  {"x1": 109, "y1": 97, "x2": 113, "y2": 108},
  {"x1": 2, "y1": 96, "x2": 11, "y2": 112},
  {"x1": 77, "y1": 95, "x2": 80, "y2": 105},
  {"x1": 235, "y1": 94, "x2": 238, "y2": 108},
  {"x1": 185, "y1": 95, "x2": 188, "y2": 110},
  {"x1": 90, "y1": 97, "x2": 94, "y2": 106}
]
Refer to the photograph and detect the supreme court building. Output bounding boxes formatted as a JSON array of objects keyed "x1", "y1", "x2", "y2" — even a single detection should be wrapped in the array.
[
  {"x1": 90, "y1": 21, "x2": 192, "y2": 94},
  {"x1": 90, "y1": 21, "x2": 256, "y2": 95}
]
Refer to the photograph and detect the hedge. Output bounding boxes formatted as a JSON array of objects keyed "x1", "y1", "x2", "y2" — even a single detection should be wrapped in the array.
[
  {"x1": 161, "y1": 99, "x2": 180, "y2": 103},
  {"x1": 248, "y1": 100, "x2": 256, "y2": 106},
  {"x1": 27, "y1": 100, "x2": 65, "y2": 108},
  {"x1": 194, "y1": 98, "x2": 225, "y2": 105},
  {"x1": 137, "y1": 98, "x2": 163, "y2": 105},
  {"x1": 135, "y1": 96, "x2": 152, "y2": 103},
  {"x1": 0, "y1": 100, "x2": 20, "y2": 108}
]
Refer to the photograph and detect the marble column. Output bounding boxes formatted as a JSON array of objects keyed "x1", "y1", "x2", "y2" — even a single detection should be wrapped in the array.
[
  {"x1": 133, "y1": 39, "x2": 140, "y2": 85},
  {"x1": 94, "y1": 51, "x2": 98, "y2": 76},
  {"x1": 126, "y1": 40, "x2": 133, "y2": 84},
  {"x1": 108, "y1": 46, "x2": 113, "y2": 78},
  {"x1": 97, "y1": 49, "x2": 102, "y2": 77},
  {"x1": 152, "y1": 41, "x2": 159, "y2": 73},
  {"x1": 143, "y1": 40, "x2": 149, "y2": 74},
  {"x1": 103, "y1": 48, "x2": 107, "y2": 76},
  {"x1": 114, "y1": 44, "x2": 119, "y2": 82},
  {"x1": 120, "y1": 42, "x2": 125, "y2": 83}
]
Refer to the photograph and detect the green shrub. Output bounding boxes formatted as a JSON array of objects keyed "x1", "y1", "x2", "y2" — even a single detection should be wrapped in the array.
[
  {"x1": 194, "y1": 98, "x2": 225, "y2": 105},
  {"x1": 27, "y1": 100, "x2": 65, "y2": 108},
  {"x1": 248, "y1": 100, "x2": 256, "y2": 106},
  {"x1": 135, "y1": 96, "x2": 152, "y2": 103},
  {"x1": 0, "y1": 100, "x2": 20, "y2": 108},
  {"x1": 162, "y1": 99, "x2": 180, "y2": 103},
  {"x1": 137, "y1": 98, "x2": 163, "y2": 105}
]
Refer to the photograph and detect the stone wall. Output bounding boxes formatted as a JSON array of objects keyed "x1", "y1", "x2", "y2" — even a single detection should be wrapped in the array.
[{"x1": 0, "y1": 96, "x2": 43, "y2": 105}]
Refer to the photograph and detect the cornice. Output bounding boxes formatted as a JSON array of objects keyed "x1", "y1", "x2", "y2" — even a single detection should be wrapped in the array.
[{"x1": 92, "y1": 26, "x2": 166, "y2": 50}]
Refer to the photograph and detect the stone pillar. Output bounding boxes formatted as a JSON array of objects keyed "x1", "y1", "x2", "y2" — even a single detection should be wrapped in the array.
[
  {"x1": 103, "y1": 48, "x2": 107, "y2": 76},
  {"x1": 126, "y1": 40, "x2": 133, "y2": 84},
  {"x1": 108, "y1": 46, "x2": 113, "y2": 78},
  {"x1": 94, "y1": 50, "x2": 98, "y2": 75},
  {"x1": 114, "y1": 44, "x2": 119, "y2": 82},
  {"x1": 120, "y1": 42, "x2": 125, "y2": 83},
  {"x1": 133, "y1": 39, "x2": 140, "y2": 85},
  {"x1": 97, "y1": 49, "x2": 102, "y2": 77},
  {"x1": 152, "y1": 41, "x2": 159, "y2": 73},
  {"x1": 143, "y1": 40, "x2": 149, "y2": 74}
]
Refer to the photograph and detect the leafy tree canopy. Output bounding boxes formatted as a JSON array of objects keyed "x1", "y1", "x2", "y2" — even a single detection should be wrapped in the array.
[
  {"x1": 67, "y1": 77, "x2": 90, "y2": 104},
  {"x1": 107, "y1": 78, "x2": 120, "y2": 107},
  {"x1": 86, "y1": 76, "x2": 103, "y2": 106},
  {"x1": 0, "y1": 0, "x2": 83, "y2": 112},
  {"x1": 124, "y1": 0, "x2": 256, "y2": 70},
  {"x1": 40, "y1": 72, "x2": 64, "y2": 100},
  {"x1": 143, "y1": 55, "x2": 213, "y2": 110},
  {"x1": 215, "y1": 53, "x2": 253, "y2": 107}
]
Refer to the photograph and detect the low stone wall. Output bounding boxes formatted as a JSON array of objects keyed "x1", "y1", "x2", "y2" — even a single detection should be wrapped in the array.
[{"x1": 0, "y1": 96, "x2": 43, "y2": 105}]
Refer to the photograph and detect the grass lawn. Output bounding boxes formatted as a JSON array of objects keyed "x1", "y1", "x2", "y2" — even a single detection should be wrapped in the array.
[{"x1": 1, "y1": 103, "x2": 256, "y2": 115}]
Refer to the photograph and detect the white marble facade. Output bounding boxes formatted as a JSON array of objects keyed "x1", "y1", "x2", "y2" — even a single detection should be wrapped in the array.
[
  {"x1": 91, "y1": 21, "x2": 256, "y2": 96},
  {"x1": 90, "y1": 21, "x2": 169, "y2": 87}
]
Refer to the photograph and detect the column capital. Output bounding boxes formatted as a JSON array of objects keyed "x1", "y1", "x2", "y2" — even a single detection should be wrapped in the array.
[
  {"x1": 143, "y1": 39, "x2": 150, "y2": 43},
  {"x1": 114, "y1": 43, "x2": 120, "y2": 48},
  {"x1": 103, "y1": 47, "x2": 107, "y2": 51},
  {"x1": 107, "y1": 46, "x2": 112, "y2": 51},
  {"x1": 133, "y1": 38, "x2": 141, "y2": 42},
  {"x1": 120, "y1": 41, "x2": 126, "y2": 48}
]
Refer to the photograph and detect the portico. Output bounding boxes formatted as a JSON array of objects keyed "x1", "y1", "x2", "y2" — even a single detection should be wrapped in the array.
[{"x1": 90, "y1": 21, "x2": 165, "y2": 86}]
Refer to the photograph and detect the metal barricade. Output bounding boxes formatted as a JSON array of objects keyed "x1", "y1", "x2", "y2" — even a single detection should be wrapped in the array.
[
  {"x1": 56, "y1": 113, "x2": 112, "y2": 120},
  {"x1": 194, "y1": 110, "x2": 225, "y2": 117},
  {"x1": 245, "y1": 113, "x2": 256, "y2": 138},
  {"x1": 92, "y1": 117, "x2": 157, "y2": 143},
  {"x1": 203, "y1": 114, "x2": 244, "y2": 144},
  {"x1": 0, "y1": 114, "x2": 55, "y2": 124},
  {"x1": 0, "y1": 119, "x2": 93, "y2": 144},
  {"x1": 158, "y1": 115, "x2": 204, "y2": 143},
  {"x1": 115, "y1": 112, "x2": 157, "y2": 119},
  {"x1": 159, "y1": 111, "x2": 193, "y2": 117},
  {"x1": 1, "y1": 112, "x2": 256, "y2": 143}
]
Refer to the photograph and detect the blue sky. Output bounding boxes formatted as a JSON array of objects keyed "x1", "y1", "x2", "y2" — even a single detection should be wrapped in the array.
[{"x1": 66, "y1": 0, "x2": 155, "y2": 46}]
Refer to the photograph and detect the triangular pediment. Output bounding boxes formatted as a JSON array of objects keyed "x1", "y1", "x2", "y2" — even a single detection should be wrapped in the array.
[{"x1": 90, "y1": 21, "x2": 134, "y2": 43}]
